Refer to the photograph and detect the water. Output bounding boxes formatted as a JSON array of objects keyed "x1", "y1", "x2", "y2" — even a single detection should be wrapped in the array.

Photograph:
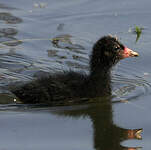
[{"x1": 0, "y1": 0, "x2": 151, "y2": 149}]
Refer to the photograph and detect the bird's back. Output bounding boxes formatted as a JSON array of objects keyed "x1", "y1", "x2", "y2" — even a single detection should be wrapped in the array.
[{"x1": 11, "y1": 71, "x2": 88, "y2": 104}]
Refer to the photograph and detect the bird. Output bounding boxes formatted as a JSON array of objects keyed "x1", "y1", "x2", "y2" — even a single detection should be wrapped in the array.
[{"x1": 11, "y1": 35, "x2": 139, "y2": 105}]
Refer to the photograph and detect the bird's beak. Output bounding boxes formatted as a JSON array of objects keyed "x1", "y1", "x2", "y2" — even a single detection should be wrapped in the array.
[{"x1": 122, "y1": 47, "x2": 139, "y2": 58}]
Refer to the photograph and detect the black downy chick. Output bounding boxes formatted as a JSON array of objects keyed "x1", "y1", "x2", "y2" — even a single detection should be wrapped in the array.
[{"x1": 11, "y1": 35, "x2": 139, "y2": 104}]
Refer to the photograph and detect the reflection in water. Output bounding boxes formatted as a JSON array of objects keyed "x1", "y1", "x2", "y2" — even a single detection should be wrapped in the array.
[
  {"x1": 0, "y1": 11, "x2": 22, "y2": 46},
  {"x1": 0, "y1": 28, "x2": 22, "y2": 46},
  {"x1": 52, "y1": 34, "x2": 85, "y2": 50},
  {"x1": 53, "y1": 99, "x2": 142, "y2": 150},
  {"x1": 0, "y1": 28, "x2": 17, "y2": 36},
  {"x1": 0, "y1": 12, "x2": 22, "y2": 24}
]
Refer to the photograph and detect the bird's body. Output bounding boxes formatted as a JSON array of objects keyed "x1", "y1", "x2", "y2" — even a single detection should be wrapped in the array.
[
  {"x1": 11, "y1": 35, "x2": 139, "y2": 104},
  {"x1": 12, "y1": 71, "x2": 111, "y2": 104}
]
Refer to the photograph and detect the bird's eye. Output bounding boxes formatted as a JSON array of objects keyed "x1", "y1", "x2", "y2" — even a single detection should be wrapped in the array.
[{"x1": 114, "y1": 46, "x2": 120, "y2": 51}]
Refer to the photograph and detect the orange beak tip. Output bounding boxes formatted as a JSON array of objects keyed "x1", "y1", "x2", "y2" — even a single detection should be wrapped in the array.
[{"x1": 123, "y1": 47, "x2": 139, "y2": 58}]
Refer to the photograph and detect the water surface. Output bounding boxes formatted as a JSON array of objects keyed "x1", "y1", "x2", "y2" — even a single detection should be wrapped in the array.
[{"x1": 0, "y1": 0, "x2": 151, "y2": 149}]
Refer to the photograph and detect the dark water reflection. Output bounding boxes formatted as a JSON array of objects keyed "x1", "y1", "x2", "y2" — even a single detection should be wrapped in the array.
[
  {"x1": 0, "y1": 12, "x2": 22, "y2": 24},
  {"x1": 0, "y1": 100, "x2": 142, "y2": 150},
  {"x1": 52, "y1": 101, "x2": 142, "y2": 150}
]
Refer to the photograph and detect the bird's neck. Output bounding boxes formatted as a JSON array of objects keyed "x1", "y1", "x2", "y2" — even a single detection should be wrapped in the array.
[
  {"x1": 90, "y1": 68, "x2": 111, "y2": 85},
  {"x1": 88, "y1": 68, "x2": 111, "y2": 97}
]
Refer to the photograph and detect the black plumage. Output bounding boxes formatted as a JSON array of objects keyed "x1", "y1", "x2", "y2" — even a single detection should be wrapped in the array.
[{"x1": 11, "y1": 35, "x2": 139, "y2": 104}]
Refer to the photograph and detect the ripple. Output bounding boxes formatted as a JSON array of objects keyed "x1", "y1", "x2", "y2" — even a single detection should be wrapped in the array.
[
  {"x1": 50, "y1": 10, "x2": 151, "y2": 22},
  {"x1": 0, "y1": 53, "x2": 34, "y2": 87},
  {"x1": 112, "y1": 73, "x2": 151, "y2": 101},
  {"x1": 0, "y1": 34, "x2": 91, "y2": 88}
]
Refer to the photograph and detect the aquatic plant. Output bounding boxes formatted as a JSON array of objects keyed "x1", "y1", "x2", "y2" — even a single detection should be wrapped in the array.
[{"x1": 134, "y1": 25, "x2": 144, "y2": 42}]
